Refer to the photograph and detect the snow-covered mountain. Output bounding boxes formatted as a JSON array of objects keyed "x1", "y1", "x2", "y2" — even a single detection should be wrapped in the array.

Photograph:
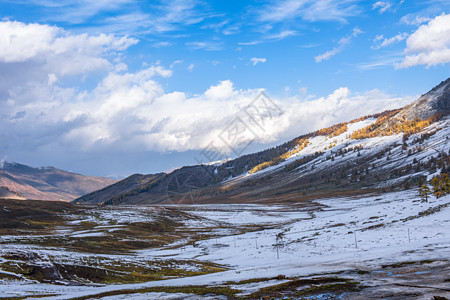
[
  {"x1": 75, "y1": 78, "x2": 450, "y2": 205},
  {"x1": 398, "y1": 77, "x2": 450, "y2": 120}
]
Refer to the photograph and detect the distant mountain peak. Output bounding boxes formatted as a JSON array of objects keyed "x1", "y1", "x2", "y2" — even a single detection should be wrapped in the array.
[
  {"x1": 397, "y1": 77, "x2": 450, "y2": 121},
  {"x1": 0, "y1": 161, "x2": 118, "y2": 201}
]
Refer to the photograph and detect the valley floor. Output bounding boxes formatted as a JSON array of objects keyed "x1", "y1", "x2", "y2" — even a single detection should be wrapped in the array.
[{"x1": 1, "y1": 189, "x2": 450, "y2": 299}]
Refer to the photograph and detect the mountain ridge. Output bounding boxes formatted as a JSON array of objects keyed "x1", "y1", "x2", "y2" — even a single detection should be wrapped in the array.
[{"x1": 0, "y1": 162, "x2": 118, "y2": 201}]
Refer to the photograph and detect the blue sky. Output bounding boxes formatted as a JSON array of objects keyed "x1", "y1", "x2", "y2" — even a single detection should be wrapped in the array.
[{"x1": 0, "y1": 0, "x2": 449, "y2": 177}]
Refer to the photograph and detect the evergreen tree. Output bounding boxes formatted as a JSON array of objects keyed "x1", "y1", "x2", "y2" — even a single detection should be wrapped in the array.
[{"x1": 418, "y1": 185, "x2": 431, "y2": 202}]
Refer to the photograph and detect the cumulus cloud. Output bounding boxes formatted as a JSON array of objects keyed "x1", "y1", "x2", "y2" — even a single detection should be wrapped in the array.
[
  {"x1": 250, "y1": 57, "x2": 267, "y2": 65},
  {"x1": 396, "y1": 13, "x2": 450, "y2": 68},
  {"x1": 0, "y1": 21, "x2": 137, "y2": 75},
  {"x1": 204, "y1": 80, "x2": 235, "y2": 100},
  {"x1": 0, "y1": 20, "x2": 135, "y2": 152}
]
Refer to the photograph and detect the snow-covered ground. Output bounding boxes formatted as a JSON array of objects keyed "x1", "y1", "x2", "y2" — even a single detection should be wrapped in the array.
[
  {"x1": 1, "y1": 189, "x2": 449, "y2": 299},
  {"x1": 152, "y1": 190, "x2": 450, "y2": 275}
]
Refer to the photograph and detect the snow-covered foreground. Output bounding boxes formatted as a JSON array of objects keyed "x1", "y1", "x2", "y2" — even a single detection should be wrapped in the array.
[{"x1": 1, "y1": 190, "x2": 450, "y2": 299}]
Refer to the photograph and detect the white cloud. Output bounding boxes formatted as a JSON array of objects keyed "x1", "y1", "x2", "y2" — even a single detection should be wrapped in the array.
[
  {"x1": 47, "y1": 73, "x2": 58, "y2": 86},
  {"x1": 259, "y1": 0, "x2": 360, "y2": 23},
  {"x1": 0, "y1": 21, "x2": 137, "y2": 76},
  {"x1": 238, "y1": 41, "x2": 261, "y2": 46},
  {"x1": 315, "y1": 27, "x2": 362, "y2": 63},
  {"x1": 170, "y1": 60, "x2": 183, "y2": 68},
  {"x1": 222, "y1": 26, "x2": 240, "y2": 35},
  {"x1": 265, "y1": 30, "x2": 297, "y2": 40},
  {"x1": 0, "y1": 20, "x2": 135, "y2": 151},
  {"x1": 186, "y1": 41, "x2": 223, "y2": 51},
  {"x1": 60, "y1": 78, "x2": 265, "y2": 152},
  {"x1": 315, "y1": 47, "x2": 341, "y2": 63},
  {"x1": 373, "y1": 1, "x2": 392, "y2": 14},
  {"x1": 373, "y1": 34, "x2": 384, "y2": 42},
  {"x1": 64, "y1": 66, "x2": 172, "y2": 147},
  {"x1": 373, "y1": 32, "x2": 408, "y2": 49},
  {"x1": 187, "y1": 63, "x2": 195, "y2": 71},
  {"x1": 250, "y1": 57, "x2": 267, "y2": 65},
  {"x1": 153, "y1": 41, "x2": 172, "y2": 47},
  {"x1": 397, "y1": 13, "x2": 450, "y2": 68},
  {"x1": 400, "y1": 14, "x2": 431, "y2": 26},
  {"x1": 203, "y1": 80, "x2": 235, "y2": 100},
  {"x1": 356, "y1": 57, "x2": 399, "y2": 70},
  {"x1": 81, "y1": 82, "x2": 410, "y2": 152}
]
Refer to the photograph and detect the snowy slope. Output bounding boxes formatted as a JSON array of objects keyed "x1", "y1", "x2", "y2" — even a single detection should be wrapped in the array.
[{"x1": 226, "y1": 116, "x2": 450, "y2": 195}]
